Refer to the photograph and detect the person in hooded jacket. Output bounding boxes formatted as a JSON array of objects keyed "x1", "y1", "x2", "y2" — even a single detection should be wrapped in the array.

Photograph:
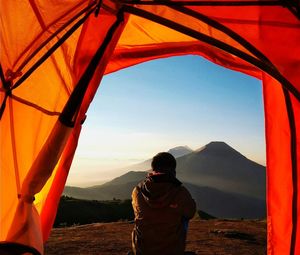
[{"x1": 131, "y1": 152, "x2": 196, "y2": 255}]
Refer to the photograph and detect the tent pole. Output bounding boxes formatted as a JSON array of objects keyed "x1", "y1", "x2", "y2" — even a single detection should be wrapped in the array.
[
  {"x1": 281, "y1": 0, "x2": 300, "y2": 19},
  {"x1": 0, "y1": 64, "x2": 11, "y2": 120},
  {"x1": 15, "y1": 2, "x2": 98, "y2": 76},
  {"x1": 11, "y1": 6, "x2": 97, "y2": 91},
  {"x1": 120, "y1": 0, "x2": 282, "y2": 6},
  {"x1": 59, "y1": 10, "x2": 125, "y2": 127},
  {"x1": 123, "y1": 5, "x2": 300, "y2": 102},
  {"x1": 120, "y1": 0, "x2": 300, "y2": 19},
  {"x1": 167, "y1": 5, "x2": 273, "y2": 65}
]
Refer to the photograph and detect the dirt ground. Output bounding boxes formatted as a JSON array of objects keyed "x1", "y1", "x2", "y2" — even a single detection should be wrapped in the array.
[{"x1": 45, "y1": 219, "x2": 266, "y2": 255}]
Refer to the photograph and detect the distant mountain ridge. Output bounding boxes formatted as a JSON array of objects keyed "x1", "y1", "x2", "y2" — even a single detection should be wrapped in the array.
[
  {"x1": 176, "y1": 141, "x2": 265, "y2": 199},
  {"x1": 64, "y1": 141, "x2": 266, "y2": 219},
  {"x1": 114, "y1": 145, "x2": 193, "y2": 173},
  {"x1": 168, "y1": 146, "x2": 193, "y2": 158}
]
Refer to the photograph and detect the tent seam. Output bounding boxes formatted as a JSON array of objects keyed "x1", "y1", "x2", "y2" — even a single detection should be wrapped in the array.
[
  {"x1": 59, "y1": 8, "x2": 125, "y2": 127},
  {"x1": 11, "y1": 95, "x2": 61, "y2": 117},
  {"x1": 167, "y1": 5, "x2": 273, "y2": 64},
  {"x1": 282, "y1": 88, "x2": 298, "y2": 255},
  {"x1": 122, "y1": 5, "x2": 300, "y2": 102},
  {"x1": 11, "y1": 5, "x2": 98, "y2": 91},
  {"x1": 12, "y1": 0, "x2": 88, "y2": 70},
  {"x1": 8, "y1": 98, "x2": 21, "y2": 198}
]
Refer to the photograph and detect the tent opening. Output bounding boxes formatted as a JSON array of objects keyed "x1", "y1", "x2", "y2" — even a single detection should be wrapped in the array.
[
  {"x1": 1, "y1": 1, "x2": 299, "y2": 254},
  {"x1": 64, "y1": 54, "x2": 266, "y2": 218}
]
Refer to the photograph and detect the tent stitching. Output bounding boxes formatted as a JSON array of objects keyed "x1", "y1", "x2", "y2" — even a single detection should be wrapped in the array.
[
  {"x1": 11, "y1": 95, "x2": 61, "y2": 117},
  {"x1": 29, "y1": 0, "x2": 47, "y2": 30}
]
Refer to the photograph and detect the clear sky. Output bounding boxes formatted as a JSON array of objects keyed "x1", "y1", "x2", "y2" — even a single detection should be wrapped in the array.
[{"x1": 66, "y1": 55, "x2": 266, "y2": 187}]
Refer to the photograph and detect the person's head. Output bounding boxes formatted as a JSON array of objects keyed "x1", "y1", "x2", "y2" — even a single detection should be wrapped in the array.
[{"x1": 151, "y1": 152, "x2": 176, "y2": 176}]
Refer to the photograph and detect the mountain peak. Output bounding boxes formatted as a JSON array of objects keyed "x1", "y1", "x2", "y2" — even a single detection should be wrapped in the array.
[
  {"x1": 196, "y1": 141, "x2": 244, "y2": 158},
  {"x1": 168, "y1": 146, "x2": 193, "y2": 158},
  {"x1": 206, "y1": 141, "x2": 231, "y2": 149}
]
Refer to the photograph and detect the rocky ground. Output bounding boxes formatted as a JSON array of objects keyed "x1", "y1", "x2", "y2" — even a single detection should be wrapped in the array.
[{"x1": 45, "y1": 219, "x2": 266, "y2": 255}]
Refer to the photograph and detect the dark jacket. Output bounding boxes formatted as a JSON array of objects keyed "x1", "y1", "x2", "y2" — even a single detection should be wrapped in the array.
[{"x1": 131, "y1": 172, "x2": 196, "y2": 255}]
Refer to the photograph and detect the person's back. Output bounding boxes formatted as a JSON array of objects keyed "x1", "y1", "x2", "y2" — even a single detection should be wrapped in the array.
[{"x1": 131, "y1": 152, "x2": 196, "y2": 255}]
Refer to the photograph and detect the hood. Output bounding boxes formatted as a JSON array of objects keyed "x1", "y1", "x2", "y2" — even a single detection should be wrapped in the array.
[{"x1": 139, "y1": 172, "x2": 182, "y2": 208}]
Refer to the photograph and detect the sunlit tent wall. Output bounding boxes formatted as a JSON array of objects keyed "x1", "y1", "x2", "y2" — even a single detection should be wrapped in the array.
[{"x1": 0, "y1": 0, "x2": 299, "y2": 254}]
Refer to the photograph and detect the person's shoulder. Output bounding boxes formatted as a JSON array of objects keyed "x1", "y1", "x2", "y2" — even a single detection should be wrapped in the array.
[
  {"x1": 132, "y1": 185, "x2": 140, "y2": 193},
  {"x1": 178, "y1": 184, "x2": 189, "y2": 191},
  {"x1": 132, "y1": 180, "x2": 144, "y2": 193},
  {"x1": 177, "y1": 185, "x2": 193, "y2": 196},
  {"x1": 131, "y1": 185, "x2": 140, "y2": 200}
]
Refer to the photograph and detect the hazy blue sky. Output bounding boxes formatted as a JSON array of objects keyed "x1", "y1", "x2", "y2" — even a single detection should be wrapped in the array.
[{"x1": 67, "y1": 55, "x2": 265, "y2": 187}]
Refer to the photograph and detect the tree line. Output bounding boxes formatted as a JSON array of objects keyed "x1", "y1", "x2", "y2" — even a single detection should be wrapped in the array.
[{"x1": 54, "y1": 196, "x2": 134, "y2": 227}]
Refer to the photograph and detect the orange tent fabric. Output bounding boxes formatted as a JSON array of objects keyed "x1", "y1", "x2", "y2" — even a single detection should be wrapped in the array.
[{"x1": 0, "y1": 0, "x2": 300, "y2": 254}]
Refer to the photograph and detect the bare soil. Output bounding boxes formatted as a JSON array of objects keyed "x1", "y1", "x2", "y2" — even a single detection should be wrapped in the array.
[{"x1": 45, "y1": 219, "x2": 266, "y2": 255}]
